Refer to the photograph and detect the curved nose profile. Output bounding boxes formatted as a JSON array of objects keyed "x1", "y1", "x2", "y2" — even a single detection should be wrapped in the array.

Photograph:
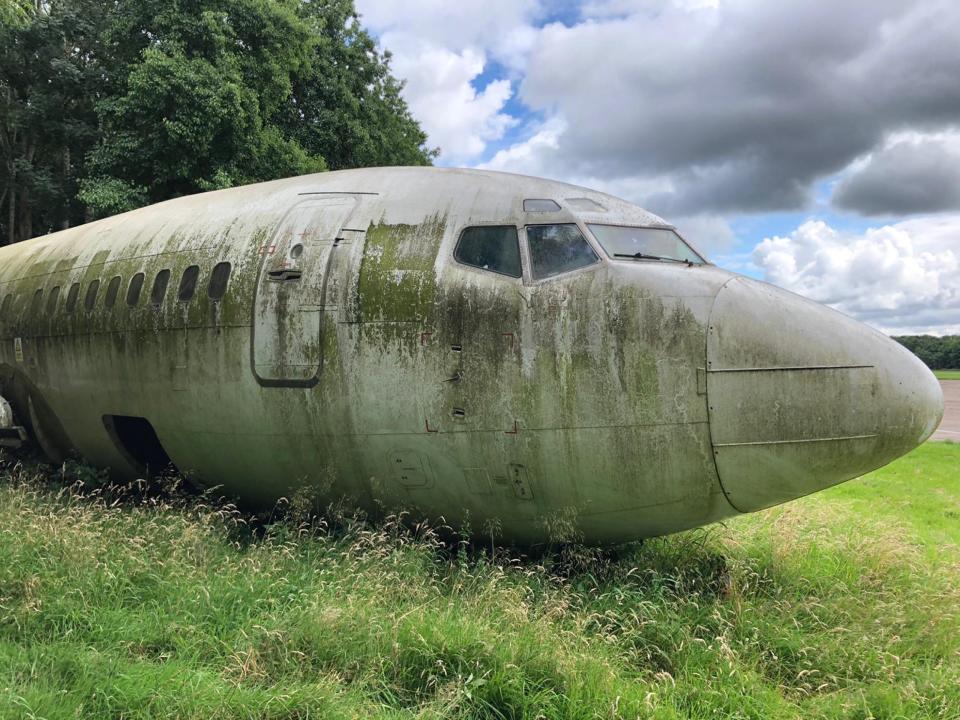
[{"x1": 707, "y1": 276, "x2": 944, "y2": 513}]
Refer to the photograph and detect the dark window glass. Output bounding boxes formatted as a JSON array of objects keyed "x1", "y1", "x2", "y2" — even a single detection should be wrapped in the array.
[
  {"x1": 84, "y1": 280, "x2": 100, "y2": 311},
  {"x1": 46, "y1": 286, "x2": 60, "y2": 314},
  {"x1": 127, "y1": 273, "x2": 145, "y2": 307},
  {"x1": 30, "y1": 289, "x2": 43, "y2": 314},
  {"x1": 523, "y1": 198, "x2": 561, "y2": 212},
  {"x1": 105, "y1": 276, "x2": 122, "y2": 309},
  {"x1": 66, "y1": 283, "x2": 80, "y2": 312},
  {"x1": 178, "y1": 265, "x2": 200, "y2": 302},
  {"x1": 151, "y1": 269, "x2": 170, "y2": 307},
  {"x1": 454, "y1": 226, "x2": 522, "y2": 278},
  {"x1": 526, "y1": 224, "x2": 600, "y2": 280},
  {"x1": 208, "y1": 262, "x2": 232, "y2": 300},
  {"x1": 1, "y1": 293, "x2": 11, "y2": 318}
]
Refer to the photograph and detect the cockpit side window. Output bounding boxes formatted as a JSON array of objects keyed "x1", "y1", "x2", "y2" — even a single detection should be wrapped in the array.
[
  {"x1": 526, "y1": 223, "x2": 600, "y2": 280},
  {"x1": 454, "y1": 226, "x2": 522, "y2": 279}
]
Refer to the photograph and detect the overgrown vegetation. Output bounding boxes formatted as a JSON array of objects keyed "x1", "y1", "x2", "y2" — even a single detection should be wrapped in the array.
[
  {"x1": 894, "y1": 335, "x2": 960, "y2": 371},
  {"x1": 0, "y1": 0, "x2": 435, "y2": 245},
  {"x1": 1, "y1": 443, "x2": 958, "y2": 719}
]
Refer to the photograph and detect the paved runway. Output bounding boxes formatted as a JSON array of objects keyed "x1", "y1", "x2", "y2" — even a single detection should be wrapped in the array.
[{"x1": 933, "y1": 380, "x2": 959, "y2": 442}]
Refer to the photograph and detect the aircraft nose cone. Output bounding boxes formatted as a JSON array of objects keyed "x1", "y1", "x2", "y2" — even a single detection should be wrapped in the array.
[{"x1": 707, "y1": 276, "x2": 944, "y2": 513}]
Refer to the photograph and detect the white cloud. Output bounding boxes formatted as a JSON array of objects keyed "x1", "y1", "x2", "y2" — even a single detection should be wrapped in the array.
[
  {"x1": 752, "y1": 218, "x2": 960, "y2": 335},
  {"x1": 515, "y1": 0, "x2": 960, "y2": 214},
  {"x1": 380, "y1": 37, "x2": 515, "y2": 161},
  {"x1": 355, "y1": 0, "x2": 541, "y2": 162},
  {"x1": 479, "y1": 116, "x2": 566, "y2": 176},
  {"x1": 355, "y1": 0, "x2": 541, "y2": 70}
]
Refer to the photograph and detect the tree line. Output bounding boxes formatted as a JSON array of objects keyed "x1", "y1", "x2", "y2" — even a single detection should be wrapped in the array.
[
  {"x1": 893, "y1": 335, "x2": 960, "y2": 370},
  {"x1": 0, "y1": 0, "x2": 436, "y2": 246}
]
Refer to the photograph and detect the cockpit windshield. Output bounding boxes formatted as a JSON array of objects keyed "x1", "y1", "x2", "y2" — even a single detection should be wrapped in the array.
[{"x1": 587, "y1": 225, "x2": 706, "y2": 265}]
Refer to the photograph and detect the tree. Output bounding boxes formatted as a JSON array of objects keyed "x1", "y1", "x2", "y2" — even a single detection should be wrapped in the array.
[
  {"x1": 0, "y1": 0, "x2": 105, "y2": 243},
  {"x1": 279, "y1": 0, "x2": 437, "y2": 170},
  {"x1": 894, "y1": 335, "x2": 960, "y2": 370},
  {"x1": 0, "y1": 0, "x2": 435, "y2": 243}
]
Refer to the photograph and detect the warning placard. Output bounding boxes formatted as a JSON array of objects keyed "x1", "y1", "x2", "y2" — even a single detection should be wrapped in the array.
[{"x1": 14, "y1": 338, "x2": 23, "y2": 363}]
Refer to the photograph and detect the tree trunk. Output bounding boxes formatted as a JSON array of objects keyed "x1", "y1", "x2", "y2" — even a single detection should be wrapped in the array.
[
  {"x1": 62, "y1": 145, "x2": 71, "y2": 230},
  {"x1": 6, "y1": 184, "x2": 14, "y2": 246}
]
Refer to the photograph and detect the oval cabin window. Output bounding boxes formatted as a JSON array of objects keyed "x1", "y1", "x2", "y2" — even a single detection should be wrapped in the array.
[
  {"x1": 46, "y1": 286, "x2": 60, "y2": 314},
  {"x1": 208, "y1": 262, "x2": 232, "y2": 301},
  {"x1": 105, "y1": 276, "x2": 122, "y2": 309},
  {"x1": 151, "y1": 270, "x2": 170, "y2": 307},
  {"x1": 127, "y1": 273, "x2": 145, "y2": 307},
  {"x1": 84, "y1": 280, "x2": 100, "y2": 311},
  {"x1": 178, "y1": 265, "x2": 200, "y2": 302},
  {"x1": 65, "y1": 283, "x2": 80, "y2": 312}
]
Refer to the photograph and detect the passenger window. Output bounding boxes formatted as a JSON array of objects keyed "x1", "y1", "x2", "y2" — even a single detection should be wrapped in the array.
[
  {"x1": 127, "y1": 273, "x2": 145, "y2": 307},
  {"x1": 151, "y1": 269, "x2": 170, "y2": 307},
  {"x1": 523, "y1": 199, "x2": 561, "y2": 212},
  {"x1": 526, "y1": 224, "x2": 600, "y2": 280},
  {"x1": 30, "y1": 289, "x2": 43, "y2": 314},
  {"x1": 105, "y1": 276, "x2": 122, "y2": 309},
  {"x1": 454, "y1": 226, "x2": 522, "y2": 278},
  {"x1": 66, "y1": 283, "x2": 80, "y2": 312},
  {"x1": 0, "y1": 293, "x2": 11, "y2": 318},
  {"x1": 46, "y1": 286, "x2": 60, "y2": 314},
  {"x1": 207, "y1": 262, "x2": 232, "y2": 300},
  {"x1": 178, "y1": 265, "x2": 200, "y2": 302},
  {"x1": 84, "y1": 280, "x2": 100, "y2": 311}
]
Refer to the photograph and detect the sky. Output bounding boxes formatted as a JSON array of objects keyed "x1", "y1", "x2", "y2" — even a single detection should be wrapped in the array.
[{"x1": 354, "y1": 0, "x2": 960, "y2": 336}]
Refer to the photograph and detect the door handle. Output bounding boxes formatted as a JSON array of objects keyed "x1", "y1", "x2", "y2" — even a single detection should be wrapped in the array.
[{"x1": 267, "y1": 269, "x2": 303, "y2": 282}]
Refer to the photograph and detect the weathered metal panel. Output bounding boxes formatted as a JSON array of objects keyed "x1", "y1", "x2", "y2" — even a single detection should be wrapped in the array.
[{"x1": 707, "y1": 277, "x2": 943, "y2": 512}]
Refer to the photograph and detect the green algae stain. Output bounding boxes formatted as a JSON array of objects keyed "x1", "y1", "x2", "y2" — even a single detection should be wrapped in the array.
[{"x1": 357, "y1": 215, "x2": 447, "y2": 323}]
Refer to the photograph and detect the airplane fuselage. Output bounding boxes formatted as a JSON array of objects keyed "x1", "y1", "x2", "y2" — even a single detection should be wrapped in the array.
[{"x1": 0, "y1": 168, "x2": 943, "y2": 543}]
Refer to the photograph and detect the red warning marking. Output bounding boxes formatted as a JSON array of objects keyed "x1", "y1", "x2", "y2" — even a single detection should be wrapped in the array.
[
  {"x1": 502, "y1": 332, "x2": 515, "y2": 350},
  {"x1": 420, "y1": 331, "x2": 433, "y2": 346},
  {"x1": 260, "y1": 244, "x2": 277, "y2": 256}
]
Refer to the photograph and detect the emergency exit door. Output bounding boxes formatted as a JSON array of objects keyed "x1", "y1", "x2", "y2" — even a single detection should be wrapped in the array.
[{"x1": 252, "y1": 196, "x2": 356, "y2": 386}]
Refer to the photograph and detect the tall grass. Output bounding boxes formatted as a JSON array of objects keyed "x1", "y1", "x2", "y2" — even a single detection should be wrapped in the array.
[{"x1": 1, "y1": 444, "x2": 958, "y2": 719}]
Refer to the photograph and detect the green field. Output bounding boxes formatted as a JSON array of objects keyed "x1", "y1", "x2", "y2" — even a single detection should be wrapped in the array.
[
  {"x1": 934, "y1": 369, "x2": 960, "y2": 381},
  {"x1": 1, "y1": 444, "x2": 958, "y2": 719}
]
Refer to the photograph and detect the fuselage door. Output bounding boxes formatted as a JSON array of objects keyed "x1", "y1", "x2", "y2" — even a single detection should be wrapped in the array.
[{"x1": 252, "y1": 196, "x2": 357, "y2": 386}]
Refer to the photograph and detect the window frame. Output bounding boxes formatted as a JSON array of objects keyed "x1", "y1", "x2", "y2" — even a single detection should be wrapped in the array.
[
  {"x1": 586, "y1": 222, "x2": 708, "y2": 266},
  {"x1": 521, "y1": 221, "x2": 604, "y2": 284},
  {"x1": 452, "y1": 224, "x2": 525, "y2": 280}
]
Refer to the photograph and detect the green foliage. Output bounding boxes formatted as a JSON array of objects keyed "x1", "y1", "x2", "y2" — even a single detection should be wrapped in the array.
[
  {"x1": 935, "y1": 369, "x2": 960, "y2": 380},
  {"x1": 894, "y1": 335, "x2": 960, "y2": 371},
  {"x1": 0, "y1": 0, "x2": 106, "y2": 242},
  {"x1": 0, "y1": 0, "x2": 33, "y2": 28},
  {"x1": 1, "y1": 442, "x2": 958, "y2": 718},
  {"x1": 1, "y1": 0, "x2": 434, "y2": 242}
]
